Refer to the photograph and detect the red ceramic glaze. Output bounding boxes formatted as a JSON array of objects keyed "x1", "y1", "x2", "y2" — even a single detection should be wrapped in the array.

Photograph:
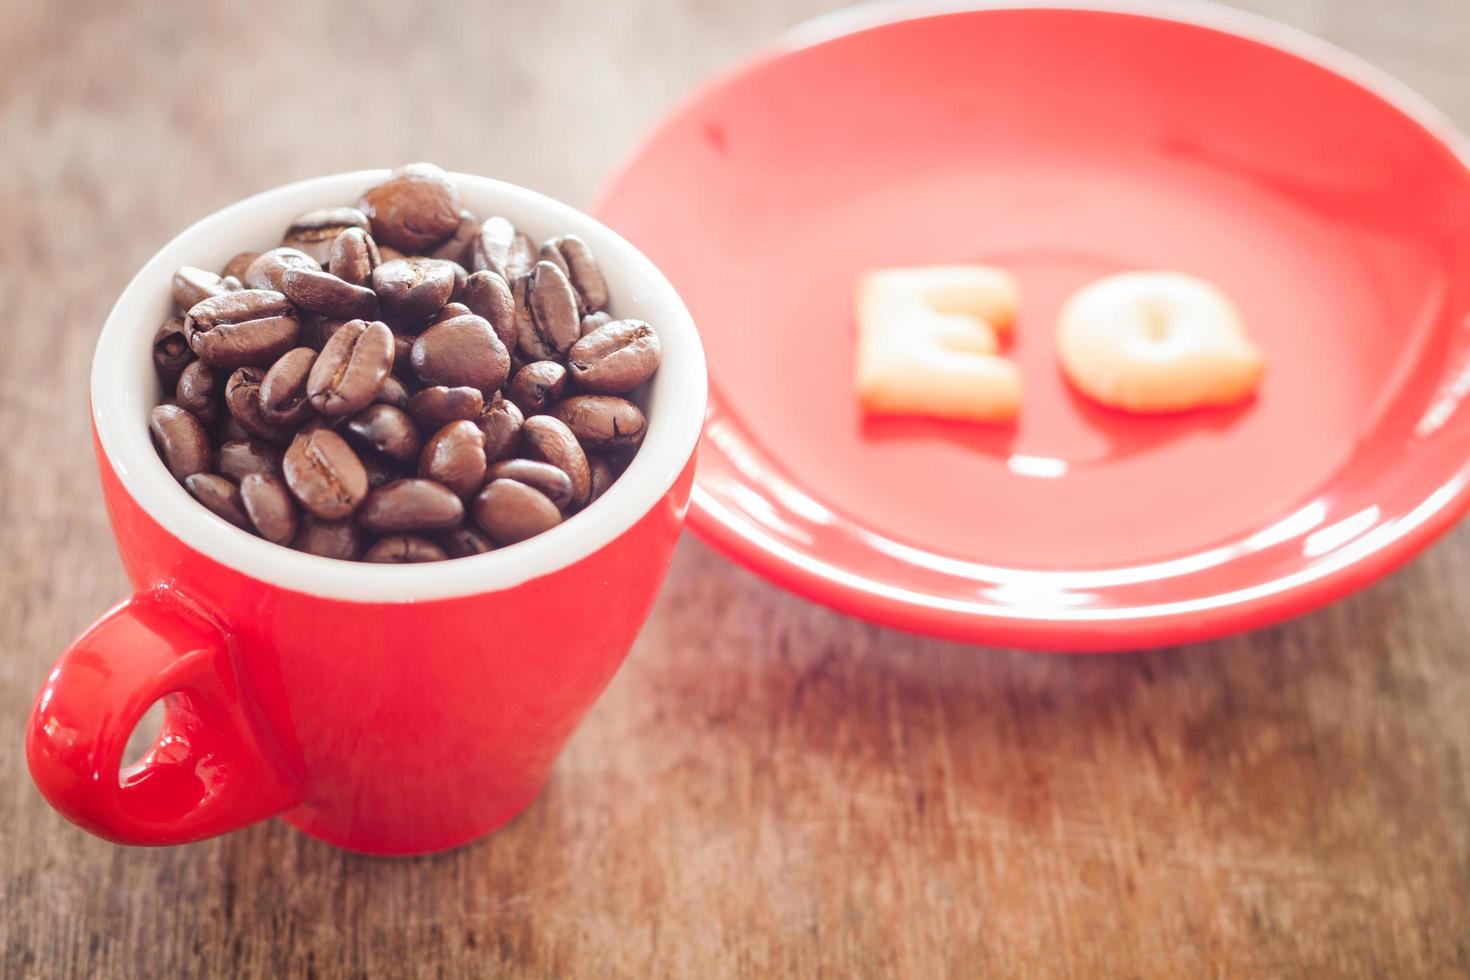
[
  {"x1": 596, "y1": 2, "x2": 1470, "y2": 650},
  {"x1": 27, "y1": 172, "x2": 706, "y2": 853}
]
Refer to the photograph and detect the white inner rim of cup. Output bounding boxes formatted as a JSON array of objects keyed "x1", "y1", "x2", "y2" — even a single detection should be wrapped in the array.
[{"x1": 94, "y1": 171, "x2": 707, "y2": 602}]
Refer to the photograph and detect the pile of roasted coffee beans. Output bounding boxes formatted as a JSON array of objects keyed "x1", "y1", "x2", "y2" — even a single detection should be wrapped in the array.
[{"x1": 149, "y1": 163, "x2": 662, "y2": 563}]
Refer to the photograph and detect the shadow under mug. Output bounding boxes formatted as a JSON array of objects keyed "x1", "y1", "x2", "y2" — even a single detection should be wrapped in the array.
[{"x1": 25, "y1": 171, "x2": 707, "y2": 855}]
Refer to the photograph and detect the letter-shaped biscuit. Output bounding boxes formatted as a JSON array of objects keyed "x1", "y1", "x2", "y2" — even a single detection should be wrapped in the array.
[
  {"x1": 855, "y1": 266, "x2": 1022, "y2": 422},
  {"x1": 1057, "y1": 272, "x2": 1264, "y2": 413}
]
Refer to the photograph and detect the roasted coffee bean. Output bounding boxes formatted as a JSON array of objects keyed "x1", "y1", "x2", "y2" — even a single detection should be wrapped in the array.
[
  {"x1": 479, "y1": 396, "x2": 523, "y2": 461},
  {"x1": 375, "y1": 374, "x2": 411, "y2": 409},
  {"x1": 485, "y1": 458, "x2": 574, "y2": 511},
  {"x1": 244, "y1": 247, "x2": 321, "y2": 291},
  {"x1": 294, "y1": 515, "x2": 364, "y2": 560},
  {"x1": 407, "y1": 386, "x2": 483, "y2": 433},
  {"x1": 176, "y1": 360, "x2": 221, "y2": 424},
  {"x1": 216, "y1": 414, "x2": 252, "y2": 444},
  {"x1": 149, "y1": 404, "x2": 212, "y2": 480},
  {"x1": 523, "y1": 260, "x2": 581, "y2": 358},
  {"x1": 153, "y1": 318, "x2": 194, "y2": 389},
  {"x1": 419, "y1": 420, "x2": 486, "y2": 497},
  {"x1": 184, "y1": 289, "x2": 301, "y2": 369},
  {"x1": 259, "y1": 347, "x2": 317, "y2": 426},
  {"x1": 281, "y1": 267, "x2": 379, "y2": 320},
  {"x1": 553, "y1": 394, "x2": 647, "y2": 451},
  {"x1": 283, "y1": 428, "x2": 368, "y2": 519},
  {"x1": 358, "y1": 478, "x2": 463, "y2": 533},
  {"x1": 537, "y1": 241, "x2": 569, "y2": 277},
  {"x1": 308, "y1": 319, "x2": 394, "y2": 417},
  {"x1": 172, "y1": 266, "x2": 229, "y2": 311},
  {"x1": 588, "y1": 456, "x2": 614, "y2": 503},
  {"x1": 372, "y1": 256, "x2": 455, "y2": 327},
  {"x1": 521, "y1": 415, "x2": 590, "y2": 507},
  {"x1": 357, "y1": 163, "x2": 462, "y2": 253},
  {"x1": 542, "y1": 235, "x2": 608, "y2": 314},
  {"x1": 221, "y1": 275, "x2": 244, "y2": 291},
  {"x1": 567, "y1": 319, "x2": 661, "y2": 394},
  {"x1": 473, "y1": 479, "x2": 562, "y2": 545},
  {"x1": 439, "y1": 259, "x2": 469, "y2": 302},
  {"x1": 462, "y1": 271, "x2": 516, "y2": 350},
  {"x1": 435, "y1": 525, "x2": 495, "y2": 557},
  {"x1": 239, "y1": 472, "x2": 298, "y2": 544},
  {"x1": 344, "y1": 404, "x2": 421, "y2": 467},
  {"x1": 432, "y1": 302, "x2": 473, "y2": 325},
  {"x1": 224, "y1": 366, "x2": 295, "y2": 444},
  {"x1": 327, "y1": 227, "x2": 380, "y2": 287},
  {"x1": 510, "y1": 274, "x2": 540, "y2": 359},
  {"x1": 222, "y1": 251, "x2": 260, "y2": 282},
  {"x1": 378, "y1": 244, "x2": 406, "y2": 263},
  {"x1": 284, "y1": 207, "x2": 371, "y2": 263},
  {"x1": 391, "y1": 332, "x2": 415, "y2": 377},
  {"x1": 580, "y1": 311, "x2": 612, "y2": 337},
  {"x1": 364, "y1": 534, "x2": 448, "y2": 563},
  {"x1": 410, "y1": 314, "x2": 509, "y2": 391},
  {"x1": 506, "y1": 233, "x2": 537, "y2": 281},
  {"x1": 185, "y1": 473, "x2": 252, "y2": 529},
  {"x1": 306, "y1": 317, "x2": 344, "y2": 350},
  {"x1": 216, "y1": 439, "x2": 282, "y2": 482},
  {"x1": 431, "y1": 209, "x2": 481, "y2": 263},
  {"x1": 469, "y1": 216, "x2": 514, "y2": 278},
  {"x1": 506, "y1": 360, "x2": 567, "y2": 414},
  {"x1": 361, "y1": 453, "x2": 398, "y2": 488}
]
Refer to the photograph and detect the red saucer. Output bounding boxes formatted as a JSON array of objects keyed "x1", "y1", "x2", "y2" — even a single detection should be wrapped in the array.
[{"x1": 596, "y1": 3, "x2": 1470, "y2": 650}]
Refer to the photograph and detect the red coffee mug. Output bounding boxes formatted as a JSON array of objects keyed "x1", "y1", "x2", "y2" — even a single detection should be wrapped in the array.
[{"x1": 26, "y1": 171, "x2": 707, "y2": 855}]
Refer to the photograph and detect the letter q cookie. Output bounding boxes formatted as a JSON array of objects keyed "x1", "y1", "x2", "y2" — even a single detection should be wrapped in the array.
[
  {"x1": 1056, "y1": 272, "x2": 1265, "y2": 413},
  {"x1": 855, "y1": 265, "x2": 1022, "y2": 423}
]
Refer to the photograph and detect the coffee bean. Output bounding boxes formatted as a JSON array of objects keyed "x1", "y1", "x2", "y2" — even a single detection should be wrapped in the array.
[
  {"x1": 419, "y1": 420, "x2": 486, "y2": 496},
  {"x1": 185, "y1": 289, "x2": 301, "y2": 370},
  {"x1": 221, "y1": 252, "x2": 260, "y2": 282},
  {"x1": 283, "y1": 428, "x2": 368, "y2": 519},
  {"x1": 172, "y1": 266, "x2": 229, "y2": 311},
  {"x1": 221, "y1": 276, "x2": 244, "y2": 291},
  {"x1": 432, "y1": 302, "x2": 473, "y2": 326},
  {"x1": 358, "y1": 478, "x2": 463, "y2": 533},
  {"x1": 281, "y1": 267, "x2": 379, "y2": 320},
  {"x1": 431, "y1": 209, "x2": 482, "y2": 264},
  {"x1": 244, "y1": 247, "x2": 321, "y2": 291},
  {"x1": 407, "y1": 386, "x2": 484, "y2": 433},
  {"x1": 435, "y1": 525, "x2": 495, "y2": 557},
  {"x1": 580, "y1": 311, "x2": 612, "y2": 337},
  {"x1": 553, "y1": 394, "x2": 647, "y2": 451},
  {"x1": 391, "y1": 332, "x2": 415, "y2": 378},
  {"x1": 216, "y1": 439, "x2": 282, "y2": 482},
  {"x1": 357, "y1": 163, "x2": 462, "y2": 253},
  {"x1": 372, "y1": 257, "x2": 455, "y2": 327},
  {"x1": 224, "y1": 366, "x2": 295, "y2": 445},
  {"x1": 294, "y1": 515, "x2": 365, "y2": 560},
  {"x1": 473, "y1": 479, "x2": 562, "y2": 545},
  {"x1": 537, "y1": 241, "x2": 569, "y2": 278},
  {"x1": 469, "y1": 216, "x2": 514, "y2": 278},
  {"x1": 361, "y1": 453, "x2": 398, "y2": 488},
  {"x1": 410, "y1": 314, "x2": 509, "y2": 391},
  {"x1": 284, "y1": 207, "x2": 371, "y2": 263},
  {"x1": 259, "y1": 347, "x2": 317, "y2": 426},
  {"x1": 326, "y1": 227, "x2": 380, "y2": 288},
  {"x1": 149, "y1": 404, "x2": 212, "y2": 481},
  {"x1": 176, "y1": 359, "x2": 221, "y2": 424},
  {"x1": 375, "y1": 374, "x2": 411, "y2": 409},
  {"x1": 344, "y1": 404, "x2": 421, "y2": 467},
  {"x1": 462, "y1": 271, "x2": 516, "y2": 350},
  {"x1": 308, "y1": 319, "x2": 394, "y2": 417},
  {"x1": 507, "y1": 233, "x2": 537, "y2": 281},
  {"x1": 588, "y1": 456, "x2": 614, "y2": 503},
  {"x1": 216, "y1": 414, "x2": 252, "y2": 444},
  {"x1": 378, "y1": 244, "x2": 406, "y2": 263},
  {"x1": 567, "y1": 319, "x2": 661, "y2": 394},
  {"x1": 478, "y1": 396, "x2": 523, "y2": 461},
  {"x1": 439, "y1": 259, "x2": 469, "y2": 302},
  {"x1": 239, "y1": 472, "x2": 298, "y2": 544},
  {"x1": 153, "y1": 318, "x2": 194, "y2": 390},
  {"x1": 485, "y1": 458, "x2": 574, "y2": 510},
  {"x1": 185, "y1": 473, "x2": 252, "y2": 529},
  {"x1": 524, "y1": 260, "x2": 581, "y2": 357},
  {"x1": 364, "y1": 534, "x2": 448, "y2": 563},
  {"x1": 521, "y1": 415, "x2": 590, "y2": 507},
  {"x1": 542, "y1": 235, "x2": 609, "y2": 314},
  {"x1": 506, "y1": 360, "x2": 567, "y2": 414}
]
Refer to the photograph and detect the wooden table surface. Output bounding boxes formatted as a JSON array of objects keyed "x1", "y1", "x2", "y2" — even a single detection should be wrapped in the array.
[{"x1": 3, "y1": 0, "x2": 1469, "y2": 976}]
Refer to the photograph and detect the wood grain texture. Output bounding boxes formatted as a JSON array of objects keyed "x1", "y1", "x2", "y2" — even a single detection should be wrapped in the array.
[{"x1": 2, "y1": 0, "x2": 1469, "y2": 976}]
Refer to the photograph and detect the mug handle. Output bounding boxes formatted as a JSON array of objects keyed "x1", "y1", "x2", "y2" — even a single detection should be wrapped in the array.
[{"x1": 26, "y1": 589, "x2": 301, "y2": 845}]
